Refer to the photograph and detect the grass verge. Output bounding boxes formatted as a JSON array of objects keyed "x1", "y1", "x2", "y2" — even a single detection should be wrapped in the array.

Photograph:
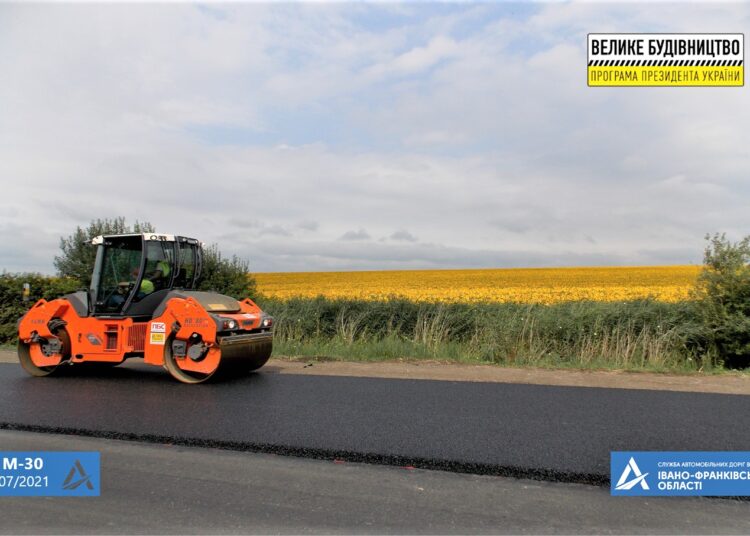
[{"x1": 258, "y1": 297, "x2": 716, "y2": 374}]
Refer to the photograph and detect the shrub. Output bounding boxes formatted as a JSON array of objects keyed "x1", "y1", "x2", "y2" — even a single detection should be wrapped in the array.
[
  {"x1": 691, "y1": 233, "x2": 750, "y2": 368},
  {"x1": 197, "y1": 244, "x2": 258, "y2": 300},
  {"x1": 0, "y1": 273, "x2": 80, "y2": 344}
]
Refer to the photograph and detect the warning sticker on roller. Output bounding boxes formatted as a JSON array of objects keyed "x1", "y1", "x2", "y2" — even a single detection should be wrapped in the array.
[
  {"x1": 588, "y1": 33, "x2": 744, "y2": 87},
  {"x1": 150, "y1": 333, "x2": 165, "y2": 345}
]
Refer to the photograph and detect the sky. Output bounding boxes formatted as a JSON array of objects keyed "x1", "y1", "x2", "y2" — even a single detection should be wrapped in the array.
[{"x1": 0, "y1": 2, "x2": 748, "y2": 274}]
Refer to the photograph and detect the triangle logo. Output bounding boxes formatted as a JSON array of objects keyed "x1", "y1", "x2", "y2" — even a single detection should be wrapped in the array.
[
  {"x1": 62, "y1": 460, "x2": 94, "y2": 491},
  {"x1": 615, "y1": 456, "x2": 650, "y2": 490}
]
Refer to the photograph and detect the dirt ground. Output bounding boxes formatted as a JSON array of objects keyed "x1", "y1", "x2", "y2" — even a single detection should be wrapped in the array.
[{"x1": 3, "y1": 349, "x2": 748, "y2": 395}]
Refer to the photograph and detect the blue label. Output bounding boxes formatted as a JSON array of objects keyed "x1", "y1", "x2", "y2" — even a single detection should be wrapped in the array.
[
  {"x1": 0, "y1": 452, "x2": 100, "y2": 497},
  {"x1": 611, "y1": 451, "x2": 750, "y2": 496}
]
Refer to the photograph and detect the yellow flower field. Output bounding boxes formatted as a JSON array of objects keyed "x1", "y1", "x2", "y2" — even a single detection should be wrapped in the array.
[{"x1": 255, "y1": 265, "x2": 701, "y2": 304}]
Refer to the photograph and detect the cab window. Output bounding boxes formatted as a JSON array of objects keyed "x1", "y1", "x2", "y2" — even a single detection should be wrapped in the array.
[
  {"x1": 173, "y1": 242, "x2": 197, "y2": 289},
  {"x1": 95, "y1": 236, "x2": 142, "y2": 313},
  {"x1": 140, "y1": 240, "x2": 175, "y2": 295}
]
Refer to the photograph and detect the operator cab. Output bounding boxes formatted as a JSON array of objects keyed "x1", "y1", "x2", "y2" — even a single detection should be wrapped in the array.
[{"x1": 90, "y1": 233, "x2": 202, "y2": 317}]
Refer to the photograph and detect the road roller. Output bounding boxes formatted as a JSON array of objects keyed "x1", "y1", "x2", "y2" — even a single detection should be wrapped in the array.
[{"x1": 17, "y1": 233, "x2": 273, "y2": 383}]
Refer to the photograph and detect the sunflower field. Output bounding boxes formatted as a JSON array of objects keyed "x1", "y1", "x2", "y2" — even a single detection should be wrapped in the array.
[{"x1": 255, "y1": 266, "x2": 700, "y2": 304}]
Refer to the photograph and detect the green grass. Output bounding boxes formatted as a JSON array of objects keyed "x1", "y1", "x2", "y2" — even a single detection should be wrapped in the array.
[
  {"x1": 272, "y1": 333, "x2": 707, "y2": 373},
  {"x1": 258, "y1": 296, "x2": 718, "y2": 374}
]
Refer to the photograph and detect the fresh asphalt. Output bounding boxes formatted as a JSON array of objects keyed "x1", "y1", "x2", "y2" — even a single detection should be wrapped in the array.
[
  {"x1": 1, "y1": 430, "x2": 749, "y2": 535},
  {"x1": 0, "y1": 362, "x2": 749, "y2": 484}
]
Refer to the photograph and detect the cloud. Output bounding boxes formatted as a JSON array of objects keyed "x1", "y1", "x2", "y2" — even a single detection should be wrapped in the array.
[
  {"x1": 489, "y1": 220, "x2": 532, "y2": 234},
  {"x1": 389, "y1": 229, "x2": 418, "y2": 242},
  {"x1": 228, "y1": 218, "x2": 262, "y2": 229},
  {"x1": 226, "y1": 235, "x2": 700, "y2": 273},
  {"x1": 339, "y1": 228, "x2": 371, "y2": 241},
  {"x1": 229, "y1": 218, "x2": 291, "y2": 237},
  {"x1": 364, "y1": 35, "x2": 460, "y2": 79},
  {"x1": 297, "y1": 220, "x2": 319, "y2": 231},
  {"x1": 0, "y1": 3, "x2": 747, "y2": 273},
  {"x1": 651, "y1": 175, "x2": 725, "y2": 197},
  {"x1": 259, "y1": 225, "x2": 291, "y2": 237}
]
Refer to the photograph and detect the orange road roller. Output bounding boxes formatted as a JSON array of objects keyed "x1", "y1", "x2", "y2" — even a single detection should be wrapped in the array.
[{"x1": 17, "y1": 233, "x2": 273, "y2": 383}]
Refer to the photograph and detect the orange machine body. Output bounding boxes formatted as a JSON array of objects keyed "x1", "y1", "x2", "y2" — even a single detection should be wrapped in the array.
[
  {"x1": 17, "y1": 233, "x2": 274, "y2": 383},
  {"x1": 18, "y1": 295, "x2": 271, "y2": 377},
  {"x1": 19, "y1": 296, "x2": 265, "y2": 365}
]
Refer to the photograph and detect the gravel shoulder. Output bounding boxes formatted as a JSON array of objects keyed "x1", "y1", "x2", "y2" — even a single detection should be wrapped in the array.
[{"x1": 2, "y1": 348, "x2": 748, "y2": 395}]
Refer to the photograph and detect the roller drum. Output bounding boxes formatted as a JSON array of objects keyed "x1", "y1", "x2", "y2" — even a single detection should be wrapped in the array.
[
  {"x1": 165, "y1": 331, "x2": 273, "y2": 383},
  {"x1": 214, "y1": 331, "x2": 274, "y2": 376}
]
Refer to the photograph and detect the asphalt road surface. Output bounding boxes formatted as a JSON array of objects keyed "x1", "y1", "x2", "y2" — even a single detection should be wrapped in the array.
[
  {"x1": 0, "y1": 362, "x2": 749, "y2": 483},
  {"x1": 1, "y1": 430, "x2": 749, "y2": 535}
]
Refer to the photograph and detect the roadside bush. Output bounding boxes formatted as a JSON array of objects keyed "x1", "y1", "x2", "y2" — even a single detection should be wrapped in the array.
[
  {"x1": 197, "y1": 244, "x2": 258, "y2": 300},
  {"x1": 690, "y1": 233, "x2": 750, "y2": 368},
  {"x1": 0, "y1": 273, "x2": 80, "y2": 344}
]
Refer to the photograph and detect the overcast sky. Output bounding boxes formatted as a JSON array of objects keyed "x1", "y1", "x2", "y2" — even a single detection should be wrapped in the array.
[{"x1": 1, "y1": 2, "x2": 748, "y2": 273}]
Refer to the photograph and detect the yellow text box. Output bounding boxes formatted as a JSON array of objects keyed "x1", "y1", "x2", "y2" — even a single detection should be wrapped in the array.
[{"x1": 588, "y1": 66, "x2": 743, "y2": 87}]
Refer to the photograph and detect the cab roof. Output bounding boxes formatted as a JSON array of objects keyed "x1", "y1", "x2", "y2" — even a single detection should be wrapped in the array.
[{"x1": 91, "y1": 233, "x2": 201, "y2": 245}]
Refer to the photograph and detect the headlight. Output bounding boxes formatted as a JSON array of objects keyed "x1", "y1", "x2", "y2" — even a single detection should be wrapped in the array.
[
  {"x1": 223, "y1": 319, "x2": 238, "y2": 330},
  {"x1": 262, "y1": 316, "x2": 273, "y2": 328}
]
